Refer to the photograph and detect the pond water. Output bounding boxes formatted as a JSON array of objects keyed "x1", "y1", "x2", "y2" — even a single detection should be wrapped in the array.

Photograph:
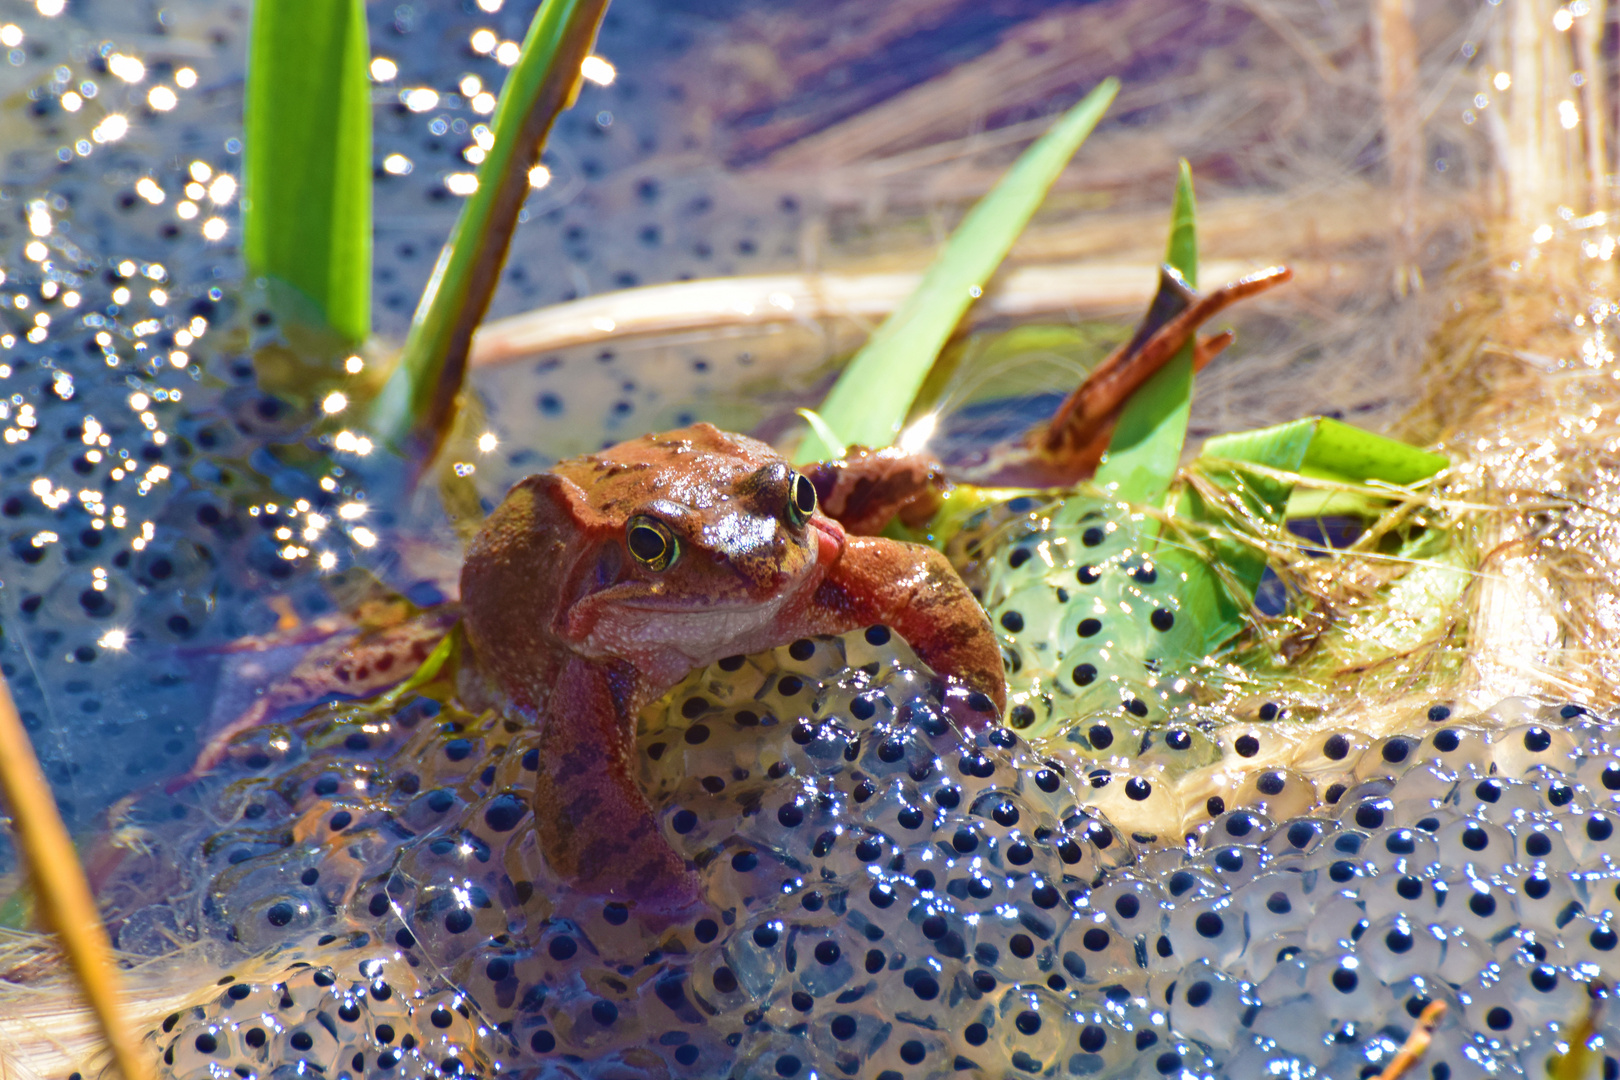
[{"x1": 5, "y1": 1, "x2": 1617, "y2": 1079}]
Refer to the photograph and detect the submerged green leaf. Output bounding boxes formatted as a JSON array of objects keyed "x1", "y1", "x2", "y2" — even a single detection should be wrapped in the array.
[
  {"x1": 1091, "y1": 159, "x2": 1198, "y2": 505},
  {"x1": 243, "y1": 0, "x2": 372, "y2": 345},
  {"x1": 794, "y1": 78, "x2": 1120, "y2": 464},
  {"x1": 371, "y1": 0, "x2": 611, "y2": 461}
]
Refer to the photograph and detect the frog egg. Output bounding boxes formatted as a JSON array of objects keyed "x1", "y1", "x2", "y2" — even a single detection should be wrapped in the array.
[
  {"x1": 1514, "y1": 868, "x2": 1587, "y2": 947},
  {"x1": 1574, "y1": 755, "x2": 1620, "y2": 805},
  {"x1": 1260, "y1": 815, "x2": 1335, "y2": 860},
  {"x1": 1056, "y1": 912, "x2": 1141, "y2": 989},
  {"x1": 1441, "y1": 874, "x2": 1520, "y2": 941},
  {"x1": 1566, "y1": 808, "x2": 1620, "y2": 867},
  {"x1": 1363, "y1": 822, "x2": 1442, "y2": 878},
  {"x1": 1167, "y1": 962, "x2": 1249, "y2": 1052},
  {"x1": 1356, "y1": 911, "x2": 1447, "y2": 986},
  {"x1": 1237, "y1": 869, "x2": 1315, "y2": 943},
  {"x1": 1291, "y1": 729, "x2": 1373, "y2": 774},
  {"x1": 977, "y1": 983, "x2": 1071, "y2": 1073},
  {"x1": 1092, "y1": 874, "x2": 1169, "y2": 939},
  {"x1": 1452, "y1": 775, "x2": 1551, "y2": 829},
  {"x1": 1231, "y1": 766, "x2": 1318, "y2": 821},
  {"x1": 1429, "y1": 814, "x2": 1515, "y2": 878},
  {"x1": 1204, "y1": 808, "x2": 1278, "y2": 849},
  {"x1": 1214, "y1": 723, "x2": 1298, "y2": 771},
  {"x1": 1560, "y1": 913, "x2": 1620, "y2": 971},
  {"x1": 1357, "y1": 861, "x2": 1443, "y2": 923},
  {"x1": 1164, "y1": 893, "x2": 1245, "y2": 966},
  {"x1": 1064, "y1": 1006, "x2": 1145, "y2": 1076},
  {"x1": 1133, "y1": 724, "x2": 1222, "y2": 779},
  {"x1": 1414, "y1": 724, "x2": 1496, "y2": 776},
  {"x1": 1490, "y1": 723, "x2": 1579, "y2": 780},
  {"x1": 1341, "y1": 735, "x2": 1419, "y2": 786},
  {"x1": 1299, "y1": 951, "x2": 1388, "y2": 1027},
  {"x1": 1076, "y1": 763, "x2": 1182, "y2": 842}
]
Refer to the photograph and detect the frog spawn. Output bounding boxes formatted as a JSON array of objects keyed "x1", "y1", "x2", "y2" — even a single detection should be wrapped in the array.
[
  {"x1": 963, "y1": 495, "x2": 1605, "y2": 847},
  {"x1": 140, "y1": 629, "x2": 1620, "y2": 1080}
]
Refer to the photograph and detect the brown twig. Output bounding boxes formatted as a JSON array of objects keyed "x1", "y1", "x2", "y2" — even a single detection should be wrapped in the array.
[
  {"x1": 1377, "y1": 1000, "x2": 1447, "y2": 1080},
  {"x1": 0, "y1": 674, "x2": 151, "y2": 1080}
]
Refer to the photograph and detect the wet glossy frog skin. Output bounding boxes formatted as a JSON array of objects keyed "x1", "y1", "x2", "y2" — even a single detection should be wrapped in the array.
[{"x1": 459, "y1": 423, "x2": 1005, "y2": 913}]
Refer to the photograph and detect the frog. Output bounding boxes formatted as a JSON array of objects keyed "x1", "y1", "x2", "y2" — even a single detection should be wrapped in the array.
[
  {"x1": 457, "y1": 422, "x2": 1008, "y2": 913},
  {"x1": 175, "y1": 261, "x2": 1290, "y2": 916}
]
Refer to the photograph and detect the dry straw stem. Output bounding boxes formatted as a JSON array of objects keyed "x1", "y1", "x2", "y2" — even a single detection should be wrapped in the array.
[
  {"x1": 0, "y1": 674, "x2": 152, "y2": 1080},
  {"x1": 1377, "y1": 1001, "x2": 1448, "y2": 1080}
]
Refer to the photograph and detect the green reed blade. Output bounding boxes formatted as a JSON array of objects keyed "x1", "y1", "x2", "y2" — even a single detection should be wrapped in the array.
[
  {"x1": 243, "y1": 0, "x2": 372, "y2": 345},
  {"x1": 370, "y1": 0, "x2": 610, "y2": 462},
  {"x1": 1092, "y1": 159, "x2": 1198, "y2": 505},
  {"x1": 793, "y1": 78, "x2": 1119, "y2": 464}
]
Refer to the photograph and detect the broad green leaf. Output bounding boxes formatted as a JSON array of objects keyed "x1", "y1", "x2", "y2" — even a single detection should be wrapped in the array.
[
  {"x1": 794, "y1": 78, "x2": 1119, "y2": 463},
  {"x1": 1164, "y1": 416, "x2": 1448, "y2": 656},
  {"x1": 371, "y1": 0, "x2": 611, "y2": 459},
  {"x1": 1091, "y1": 159, "x2": 1198, "y2": 504},
  {"x1": 243, "y1": 0, "x2": 371, "y2": 345}
]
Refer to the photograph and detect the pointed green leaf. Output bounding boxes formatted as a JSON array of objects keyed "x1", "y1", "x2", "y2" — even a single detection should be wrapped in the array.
[
  {"x1": 244, "y1": 0, "x2": 372, "y2": 345},
  {"x1": 795, "y1": 409, "x2": 847, "y2": 459},
  {"x1": 793, "y1": 78, "x2": 1119, "y2": 463},
  {"x1": 1092, "y1": 159, "x2": 1197, "y2": 504}
]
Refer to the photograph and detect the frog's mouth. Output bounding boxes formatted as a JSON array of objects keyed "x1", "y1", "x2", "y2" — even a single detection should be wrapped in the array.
[{"x1": 809, "y1": 514, "x2": 846, "y2": 567}]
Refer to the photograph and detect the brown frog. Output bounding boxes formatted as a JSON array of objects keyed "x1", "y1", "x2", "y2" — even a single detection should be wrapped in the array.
[
  {"x1": 181, "y1": 263, "x2": 1290, "y2": 916},
  {"x1": 459, "y1": 424, "x2": 1006, "y2": 913}
]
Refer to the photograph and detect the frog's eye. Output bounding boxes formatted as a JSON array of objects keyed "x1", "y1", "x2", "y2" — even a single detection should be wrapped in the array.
[
  {"x1": 626, "y1": 516, "x2": 678, "y2": 572},
  {"x1": 786, "y1": 472, "x2": 818, "y2": 526}
]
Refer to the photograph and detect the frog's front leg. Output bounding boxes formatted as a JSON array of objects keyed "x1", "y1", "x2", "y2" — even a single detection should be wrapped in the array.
[
  {"x1": 791, "y1": 535, "x2": 1008, "y2": 715},
  {"x1": 532, "y1": 653, "x2": 702, "y2": 916}
]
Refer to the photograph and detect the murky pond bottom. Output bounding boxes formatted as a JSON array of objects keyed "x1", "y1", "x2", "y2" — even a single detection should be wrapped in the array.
[{"x1": 2, "y1": 0, "x2": 1619, "y2": 1078}]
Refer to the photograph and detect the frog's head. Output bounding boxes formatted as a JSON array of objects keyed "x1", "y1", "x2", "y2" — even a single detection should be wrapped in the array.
[{"x1": 462, "y1": 423, "x2": 845, "y2": 708}]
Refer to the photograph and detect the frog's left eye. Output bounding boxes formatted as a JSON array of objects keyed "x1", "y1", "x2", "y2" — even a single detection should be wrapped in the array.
[
  {"x1": 786, "y1": 472, "x2": 817, "y2": 526},
  {"x1": 626, "y1": 516, "x2": 678, "y2": 572}
]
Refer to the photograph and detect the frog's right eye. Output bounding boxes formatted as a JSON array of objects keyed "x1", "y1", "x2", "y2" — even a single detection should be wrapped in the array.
[{"x1": 626, "y1": 516, "x2": 678, "y2": 572}]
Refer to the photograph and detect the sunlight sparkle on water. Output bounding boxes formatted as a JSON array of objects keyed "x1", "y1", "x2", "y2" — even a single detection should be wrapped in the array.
[
  {"x1": 106, "y1": 54, "x2": 144, "y2": 83},
  {"x1": 403, "y1": 88, "x2": 439, "y2": 112}
]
